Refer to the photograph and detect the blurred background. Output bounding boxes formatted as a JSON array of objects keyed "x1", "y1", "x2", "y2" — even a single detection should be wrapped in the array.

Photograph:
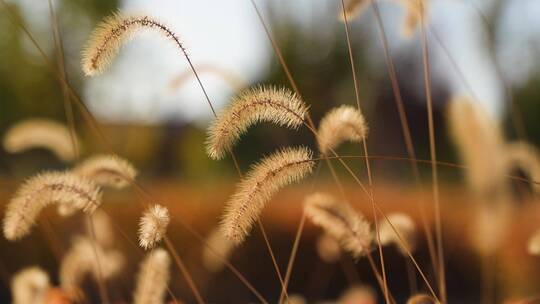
[{"x1": 1, "y1": 0, "x2": 540, "y2": 303}]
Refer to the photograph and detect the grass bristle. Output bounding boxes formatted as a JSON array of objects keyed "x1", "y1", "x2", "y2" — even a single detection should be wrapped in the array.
[
  {"x1": 82, "y1": 12, "x2": 186, "y2": 76},
  {"x1": 60, "y1": 236, "x2": 124, "y2": 300},
  {"x1": 304, "y1": 192, "x2": 373, "y2": 258},
  {"x1": 206, "y1": 86, "x2": 308, "y2": 160},
  {"x1": 317, "y1": 105, "x2": 367, "y2": 155},
  {"x1": 138, "y1": 204, "x2": 170, "y2": 250},
  {"x1": 73, "y1": 154, "x2": 137, "y2": 189},
  {"x1": 3, "y1": 171, "x2": 102, "y2": 241},
  {"x1": 221, "y1": 146, "x2": 314, "y2": 244},
  {"x1": 133, "y1": 248, "x2": 171, "y2": 304}
]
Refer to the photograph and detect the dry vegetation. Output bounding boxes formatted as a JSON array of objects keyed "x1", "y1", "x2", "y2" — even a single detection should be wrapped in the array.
[{"x1": 1, "y1": 0, "x2": 540, "y2": 303}]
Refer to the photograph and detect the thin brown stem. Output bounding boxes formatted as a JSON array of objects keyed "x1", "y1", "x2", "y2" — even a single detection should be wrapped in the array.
[
  {"x1": 127, "y1": 184, "x2": 268, "y2": 303},
  {"x1": 366, "y1": 253, "x2": 397, "y2": 304},
  {"x1": 339, "y1": 1, "x2": 390, "y2": 302},
  {"x1": 367, "y1": 0, "x2": 440, "y2": 282},
  {"x1": 0, "y1": 5, "x2": 265, "y2": 302},
  {"x1": 419, "y1": 3, "x2": 446, "y2": 301},
  {"x1": 279, "y1": 212, "x2": 306, "y2": 303},
  {"x1": 257, "y1": 220, "x2": 289, "y2": 304},
  {"x1": 86, "y1": 215, "x2": 111, "y2": 304},
  {"x1": 406, "y1": 257, "x2": 418, "y2": 295},
  {"x1": 47, "y1": 0, "x2": 79, "y2": 159},
  {"x1": 247, "y1": 1, "x2": 439, "y2": 297},
  {"x1": 163, "y1": 236, "x2": 204, "y2": 304}
]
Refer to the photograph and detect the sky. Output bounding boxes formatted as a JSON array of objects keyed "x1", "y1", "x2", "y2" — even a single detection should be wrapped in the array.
[{"x1": 10, "y1": 0, "x2": 540, "y2": 124}]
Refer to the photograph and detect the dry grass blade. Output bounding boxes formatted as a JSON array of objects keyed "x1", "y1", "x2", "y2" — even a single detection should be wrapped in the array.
[
  {"x1": 73, "y1": 154, "x2": 137, "y2": 189},
  {"x1": 11, "y1": 267, "x2": 51, "y2": 304},
  {"x1": 82, "y1": 12, "x2": 187, "y2": 76},
  {"x1": 139, "y1": 204, "x2": 170, "y2": 250},
  {"x1": 379, "y1": 213, "x2": 417, "y2": 255},
  {"x1": 317, "y1": 105, "x2": 367, "y2": 155},
  {"x1": 206, "y1": 86, "x2": 308, "y2": 160},
  {"x1": 3, "y1": 119, "x2": 79, "y2": 162},
  {"x1": 221, "y1": 146, "x2": 315, "y2": 244},
  {"x1": 202, "y1": 227, "x2": 236, "y2": 273},
  {"x1": 3, "y1": 171, "x2": 102, "y2": 240},
  {"x1": 304, "y1": 192, "x2": 373, "y2": 258},
  {"x1": 60, "y1": 236, "x2": 124, "y2": 301},
  {"x1": 133, "y1": 248, "x2": 171, "y2": 304}
]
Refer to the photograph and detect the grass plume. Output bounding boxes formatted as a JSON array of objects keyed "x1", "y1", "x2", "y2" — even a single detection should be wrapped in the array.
[
  {"x1": 139, "y1": 204, "x2": 170, "y2": 250},
  {"x1": 316, "y1": 233, "x2": 342, "y2": 263},
  {"x1": 82, "y1": 12, "x2": 187, "y2": 76},
  {"x1": 60, "y1": 236, "x2": 124, "y2": 300},
  {"x1": 3, "y1": 119, "x2": 79, "y2": 162},
  {"x1": 221, "y1": 146, "x2": 314, "y2": 244},
  {"x1": 206, "y1": 86, "x2": 308, "y2": 160},
  {"x1": 202, "y1": 227, "x2": 236, "y2": 273},
  {"x1": 133, "y1": 248, "x2": 171, "y2": 304},
  {"x1": 73, "y1": 154, "x2": 137, "y2": 189},
  {"x1": 3, "y1": 171, "x2": 102, "y2": 240},
  {"x1": 379, "y1": 213, "x2": 417, "y2": 255},
  {"x1": 304, "y1": 192, "x2": 373, "y2": 258},
  {"x1": 11, "y1": 267, "x2": 51, "y2": 304},
  {"x1": 339, "y1": 0, "x2": 426, "y2": 38},
  {"x1": 448, "y1": 96, "x2": 506, "y2": 195},
  {"x1": 317, "y1": 105, "x2": 367, "y2": 155},
  {"x1": 528, "y1": 229, "x2": 540, "y2": 256}
]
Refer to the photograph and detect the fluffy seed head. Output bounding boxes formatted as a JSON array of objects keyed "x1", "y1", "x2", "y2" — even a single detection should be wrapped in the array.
[
  {"x1": 338, "y1": 0, "x2": 369, "y2": 21},
  {"x1": 202, "y1": 228, "x2": 236, "y2": 273},
  {"x1": 139, "y1": 204, "x2": 170, "y2": 250},
  {"x1": 60, "y1": 237, "x2": 124, "y2": 300},
  {"x1": 527, "y1": 229, "x2": 540, "y2": 256},
  {"x1": 400, "y1": 0, "x2": 428, "y2": 38},
  {"x1": 448, "y1": 96, "x2": 506, "y2": 195},
  {"x1": 85, "y1": 210, "x2": 115, "y2": 249},
  {"x1": 339, "y1": 285, "x2": 377, "y2": 304},
  {"x1": 339, "y1": 0, "x2": 427, "y2": 38},
  {"x1": 471, "y1": 200, "x2": 512, "y2": 256},
  {"x1": 3, "y1": 172, "x2": 102, "y2": 241},
  {"x1": 73, "y1": 154, "x2": 137, "y2": 189},
  {"x1": 316, "y1": 233, "x2": 342, "y2": 263},
  {"x1": 169, "y1": 64, "x2": 246, "y2": 93},
  {"x1": 206, "y1": 86, "x2": 308, "y2": 160},
  {"x1": 288, "y1": 294, "x2": 307, "y2": 304},
  {"x1": 11, "y1": 267, "x2": 51, "y2": 304},
  {"x1": 317, "y1": 105, "x2": 367, "y2": 154},
  {"x1": 82, "y1": 12, "x2": 186, "y2": 76},
  {"x1": 221, "y1": 147, "x2": 315, "y2": 244},
  {"x1": 304, "y1": 192, "x2": 373, "y2": 258},
  {"x1": 3, "y1": 119, "x2": 79, "y2": 162},
  {"x1": 134, "y1": 249, "x2": 171, "y2": 304},
  {"x1": 379, "y1": 213, "x2": 417, "y2": 255}
]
